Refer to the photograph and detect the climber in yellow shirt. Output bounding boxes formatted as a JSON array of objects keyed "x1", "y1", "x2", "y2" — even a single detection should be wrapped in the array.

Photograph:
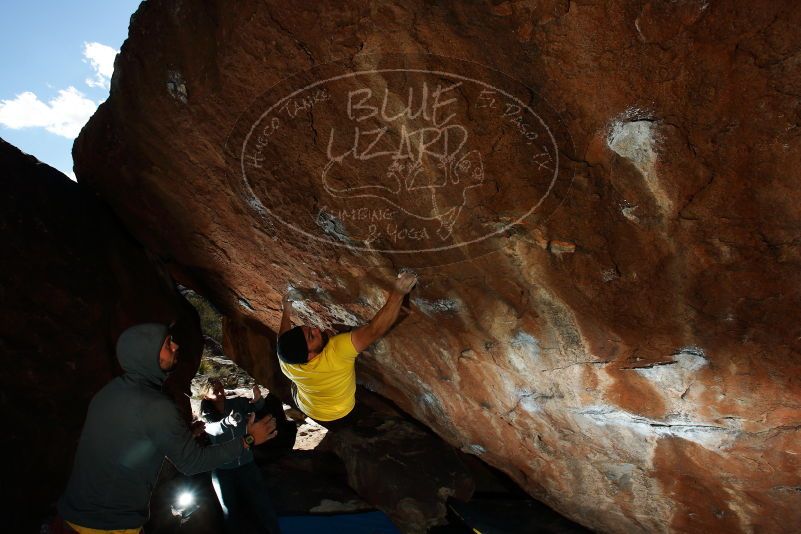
[{"x1": 276, "y1": 272, "x2": 417, "y2": 426}]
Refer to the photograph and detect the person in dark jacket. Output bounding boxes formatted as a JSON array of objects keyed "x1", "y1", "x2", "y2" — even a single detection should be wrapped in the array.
[
  {"x1": 200, "y1": 379, "x2": 281, "y2": 534},
  {"x1": 57, "y1": 323, "x2": 278, "y2": 533}
]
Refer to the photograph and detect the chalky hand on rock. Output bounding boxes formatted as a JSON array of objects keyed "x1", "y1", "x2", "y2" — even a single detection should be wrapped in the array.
[{"x1": 395, "y1": 271, "x2": 418, "y2": 294}]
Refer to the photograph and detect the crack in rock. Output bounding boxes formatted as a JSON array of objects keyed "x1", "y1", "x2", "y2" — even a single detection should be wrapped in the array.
[
  {"x1": 237, "y1": 296, "x2": 255, "y2": 312},
  {"x1": 574, "y1": 405, "x2": 738, "y2": 450}
]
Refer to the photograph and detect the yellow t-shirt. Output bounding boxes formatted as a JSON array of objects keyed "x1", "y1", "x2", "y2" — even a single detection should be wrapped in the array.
[
  {"x1": 279, "y1": 332, "x2": 359, "y2": 421},
  {"x1": 66, "y1": 522, "x2": 141, "y2": 534}
]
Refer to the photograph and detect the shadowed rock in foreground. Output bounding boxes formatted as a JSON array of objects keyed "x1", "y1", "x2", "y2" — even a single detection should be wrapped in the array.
[{"x1": 0, "y1": 138, "x2": 203, "y2": 531}]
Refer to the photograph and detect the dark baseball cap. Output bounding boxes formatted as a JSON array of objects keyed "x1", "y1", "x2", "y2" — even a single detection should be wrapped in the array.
[{"x1": 277, "y1": 326, "x2": 309, "y2": 364}]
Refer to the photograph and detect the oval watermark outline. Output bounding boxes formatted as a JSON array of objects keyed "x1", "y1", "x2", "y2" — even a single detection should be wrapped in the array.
[{"x1": 240, "y1": 66, "x2": 564, "y2": 254}]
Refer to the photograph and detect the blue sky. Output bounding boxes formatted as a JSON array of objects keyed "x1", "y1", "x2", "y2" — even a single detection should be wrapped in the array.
[{"x1": 0, "y1": 1, "x2": 141, "y2": 179}]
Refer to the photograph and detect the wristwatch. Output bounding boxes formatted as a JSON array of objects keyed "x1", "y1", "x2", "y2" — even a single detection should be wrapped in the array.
[{"x1": 244, "y1": 433, "x2": 255, "y2": 447}]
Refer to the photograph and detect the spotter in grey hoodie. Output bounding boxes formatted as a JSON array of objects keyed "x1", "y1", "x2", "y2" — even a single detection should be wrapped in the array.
[{"x1": 58, "y1": 323, "x2": 245, "y2": 530}]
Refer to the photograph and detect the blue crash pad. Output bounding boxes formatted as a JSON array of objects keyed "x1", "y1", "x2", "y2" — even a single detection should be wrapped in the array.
[{"x1": 278, "y1": 510, "x2": 401, "y2": 533}]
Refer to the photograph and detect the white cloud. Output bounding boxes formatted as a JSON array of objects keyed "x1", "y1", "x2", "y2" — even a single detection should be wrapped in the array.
[
  {"x1": 83, "y1": 42, "x2": 118, "y2": 90},
  {"x1": 0, "y1": 87, "x2": 98, "y2": 139},
  {"x1": 63, "y1": 169, "x2": 77, "y2": 182},
  {"x1": 0, "y1": 42, "x2": 116, "y2": 140}
]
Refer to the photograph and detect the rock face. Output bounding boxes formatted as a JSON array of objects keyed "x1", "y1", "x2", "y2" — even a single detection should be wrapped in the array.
[
  {"x1": 221, "y1": 315, "x2": 293, "y2": 401},
  {"x1": 0, "y1": 138, "x2": 203, "y2": 531},
  {"x1": 74, "y1": 1, "x2": 801, "y2": 532}
]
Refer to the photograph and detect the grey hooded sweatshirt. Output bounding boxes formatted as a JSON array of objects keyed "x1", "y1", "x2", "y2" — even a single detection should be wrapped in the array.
[{"x1": 58, "y1": 323, "x2": 244, "y2": 530}]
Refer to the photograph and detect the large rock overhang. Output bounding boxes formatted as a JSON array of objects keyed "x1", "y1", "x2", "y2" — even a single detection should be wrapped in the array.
[{"x1": 74, "y1": 1, "x2": 801, "y2": 532}]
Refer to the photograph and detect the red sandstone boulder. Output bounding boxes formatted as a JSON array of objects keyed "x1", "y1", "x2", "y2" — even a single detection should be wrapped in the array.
[{"x1": 73, "y1": 1, "x2": 801, "y2": 531}]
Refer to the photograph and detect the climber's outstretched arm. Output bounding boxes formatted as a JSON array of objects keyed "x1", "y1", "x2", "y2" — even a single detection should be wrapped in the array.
[{"x1": 351, "y1": 272, "x2": 417, "y2": 353}]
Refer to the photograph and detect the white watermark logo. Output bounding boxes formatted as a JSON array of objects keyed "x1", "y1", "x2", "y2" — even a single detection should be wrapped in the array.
[{"x1": 233, "y1": 55, "x2": 572, "y2": 265}]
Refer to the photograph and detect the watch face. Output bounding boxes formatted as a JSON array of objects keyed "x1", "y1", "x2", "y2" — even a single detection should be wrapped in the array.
[{"x1": 245, "y1": 434, "x2": 255, "y2": 445}]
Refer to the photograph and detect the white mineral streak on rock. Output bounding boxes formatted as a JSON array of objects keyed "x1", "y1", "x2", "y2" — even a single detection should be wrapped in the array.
[
  {"x1": 289, "y1": 299, "x2": 314, "y2": 321},
  {"x1": 411, "y1": 296, "x2": 462, "y2": 316},
  {"x1": 607, "y1": 115, "x2": 672, "y2": 213},
  {"x1": 359, "y1": 283, "x2": 387, "y2": 310},
  {"x1": 723, "y1": 485, "x2": 756, "y2": 534},
  {"x1": 619, "y1": 200, "x2": 640, "y2": 222},
  {"x1": 247, "y1": 196, "x2": 268, "y2": 215},
  {"x1": 515, "y1": 388, "x2": 554, "y2": 415},
  {"x1": 237, "y1": 296, "x2": 255, "y2": 311},
  {"x1": 506, "y1": 330, "x2": 541, "y2": 378},
  {"x1": 634, "y1": 347, "x2": 708, "y2": 397},
  {"x1": 510, "y1": 330, "x2": 540, "y2": 354},
  {"x1": 404, "y1": 370, "x2": 447, "y2": 421},
  {"x1": 464, "y1": 443, "x2": 486, "y2": 455},
  {"x1": 326, "y1": 303, "x2": 360, "y2": 326},
  {"x1": 574, "y1": 405, "x2": 738, "y2": 450},
  {"x1": 474, "y1": 298, "x2": 545, "y2": 381},
  {"x1": 287, "y1": 284, "x2": 361, "y2": 330}
]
